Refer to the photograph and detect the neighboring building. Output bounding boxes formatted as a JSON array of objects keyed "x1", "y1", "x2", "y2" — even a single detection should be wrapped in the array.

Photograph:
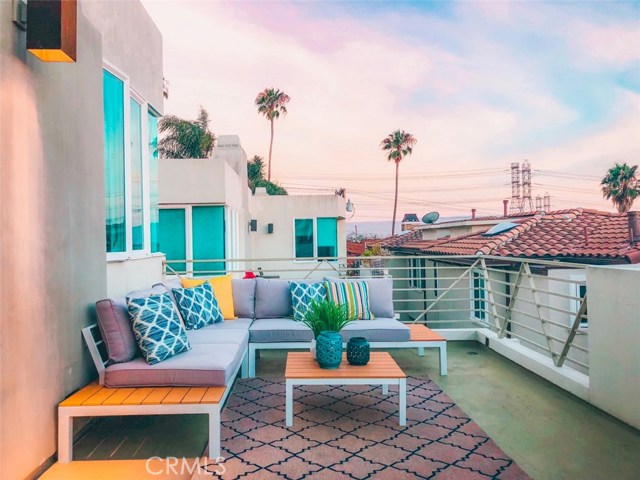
[
  {"x1": 158, "y1": 137, "x2": 347, "y2": 279},
  {"x1": 0, "y1": 1, "x2": 163, "y2": 478}
]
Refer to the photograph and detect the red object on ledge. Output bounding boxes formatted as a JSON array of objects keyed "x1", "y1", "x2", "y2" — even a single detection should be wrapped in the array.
[{"x1": 243, "y1": 271, "x2": 256, "y2": 279}]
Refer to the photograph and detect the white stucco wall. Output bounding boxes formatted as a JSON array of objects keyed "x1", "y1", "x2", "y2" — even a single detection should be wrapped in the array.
[{"x1": 587, "y1": 265, "x2": 640, "y2": 429}]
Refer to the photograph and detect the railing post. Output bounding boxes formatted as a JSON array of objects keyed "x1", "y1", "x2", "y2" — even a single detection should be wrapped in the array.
[
  {"x1": 480, "y1": 258, "x2": 500, "y2": 330},
  {"x1": 524, "y1": 263, "x2": 558, "y2": 365},
  {"x1": 499, "y1": 263, "x2": 524, "y2": 338},
  {"x1": 557, "y1": 293, "x2": 587, "y2": 367}
]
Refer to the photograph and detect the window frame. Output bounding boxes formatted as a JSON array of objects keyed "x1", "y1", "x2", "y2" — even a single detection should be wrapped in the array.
[
  {"x1": 408, "y1": 257, "x2": 427, "y2": 289},
  {"x1": 292, "y1": 217, "x2": 339, "y2": 262},
  {"x1": 569, "y1": 275, "x2": 588, "y2": 329},
  {"x1": 103, "y1": 61, "x2": 159, "y2": 262},
  {"x1": 469, "y1": 268, "x2": 488, "y2": 321}
]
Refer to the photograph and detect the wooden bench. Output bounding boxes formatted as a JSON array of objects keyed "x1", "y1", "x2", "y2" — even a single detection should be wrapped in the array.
[{"x1": 57, "y1": 325, "x2": 241, "y2": 463}]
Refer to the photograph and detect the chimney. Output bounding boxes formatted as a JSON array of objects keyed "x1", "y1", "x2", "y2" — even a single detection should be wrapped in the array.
[
  {"x1": 628, "y1": 211, "x2": 640, "y2": 244},
  {"x1": 503, "y1": 200, "x2": 509, "y2": 217},
  {"x1": 471, "y1": 208, "x2": 477, "y2": 220}
]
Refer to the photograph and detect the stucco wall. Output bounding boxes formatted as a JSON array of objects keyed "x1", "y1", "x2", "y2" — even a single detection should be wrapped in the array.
[
  {"x1": 0, "y1": 1, "x2": 162, "y2": 477},
  {"x1": 588, "y1": 265, "x2": 640, "y2": 429}
]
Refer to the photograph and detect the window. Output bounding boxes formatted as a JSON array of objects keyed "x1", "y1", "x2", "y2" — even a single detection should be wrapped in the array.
[
  {"x1": 103, "y1": 66, "x2": 159, "y2": 258},
  {"x1": 408, "y1": 258, "x2": 426, "y2": 289},
  {"x1": 159, "y1": 208, "x2": 186, "y2": 273},
  {"x1": 570, "y1": 280, "x2": 588, "y2": 328},
  {"x1": 103, "y1": 70, "x2": 126, "y2": 253},
  {"x1": 471, "y1": 269, "x2": 487, "y2": 321},
  {"x1": 295, "y1": 219, "x2": 314, "y2": 259},
  {"x1": 317, "y1": 217, "x2": 338, "y2": 259},
  {"x1": 148, "y1": 110, "x2": 159, "y2": 253},
  {"x1": 294, "y1": 218, "x2": 339, "y2": 260}
]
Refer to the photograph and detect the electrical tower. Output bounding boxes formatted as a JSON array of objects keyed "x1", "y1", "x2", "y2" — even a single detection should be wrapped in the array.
[
  {"x1": 509, "y1": 162, "x2": 521, "y2": 214},
  {"x1": 535, "y1": 195, "x2": 542, "y2": 211},
  {"x1": 522, "y1": 160, "x2": 533, "y2": 212},
  {"x1": 543, "y1": 192, "x2": 551, "y2": 212}
]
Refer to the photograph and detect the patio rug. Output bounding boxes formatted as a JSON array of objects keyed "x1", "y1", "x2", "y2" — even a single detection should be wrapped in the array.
[{"x1": 196, "y1": 376, "x2": 530, "y2": 479}]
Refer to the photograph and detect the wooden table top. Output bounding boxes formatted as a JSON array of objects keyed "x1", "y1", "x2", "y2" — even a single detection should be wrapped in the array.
[{"x1": 285, "y1": 351, "x2": 406, "y2": 379}]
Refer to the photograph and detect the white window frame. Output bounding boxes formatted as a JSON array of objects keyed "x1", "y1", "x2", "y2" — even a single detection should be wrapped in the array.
[
  {"x1": 292, "y1": 218, "x2": 339, "y2": 263},
  {"x1": 408, "y1": 257, "x2": 426, "y2": 289},
  {"x1": 470, "y1": 268, "x2": 488, "y2": 321},
  {"x1": 569, "y1": 275, "x2": 588, "y2": 329},
  {"x1": 104, "y1": 61, "x2": 158, "y2": 262}
]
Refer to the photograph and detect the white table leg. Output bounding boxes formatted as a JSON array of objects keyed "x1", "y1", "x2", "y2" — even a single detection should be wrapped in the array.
[
  {"x1": 285, "y1": 381, "x2": 293, "y2": 427},
  {"x1": 57, "y1": 410, "x2": 73, "y2": 463},
  {"x1": 439, "y1": 344, "x2": 448, "y2": 375},
  {"x1": 398, "y1": 378, "x2": 407, "y2": 426},
  {"x1": 208, "y1": 407, "x2": 221, "y2": 459},
  {"x1": 382, "y1": 383, "x2": 389, "y2": 395}
]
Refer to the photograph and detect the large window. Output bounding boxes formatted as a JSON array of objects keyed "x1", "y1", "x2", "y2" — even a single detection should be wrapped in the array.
[
  {"x1": 159, "y1": 208, "x2": 186, "y2": 273},
  {"x1": 471, "y1": 269, "x2": 487, "y2": 321},
  {"x1": 294, "y1": 218, "x2": 338, "y2": 260},
  {"x1": 408, "y1": 258, "x2": 426, "y2": 289},
  {"x1": 103, "y1": 67, "x2": 159, "y2": 258},
  {"x1": 103, "y1": 70, "x2": 126, "y2": 253},
  {"x1": 192, "y1": 206, "x2": 225, "y2": 274}
]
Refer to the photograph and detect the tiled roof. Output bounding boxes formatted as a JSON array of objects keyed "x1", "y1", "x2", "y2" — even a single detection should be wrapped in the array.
[
  {"x1": 347, "y1": 241, "x2": 366, "y2": 256},
  {"x1": 374, "y1": 230, "x2": 422, "y2": 248},
  {"x1": 390, "y1": 209, "x2": 640, "y2": 263}
]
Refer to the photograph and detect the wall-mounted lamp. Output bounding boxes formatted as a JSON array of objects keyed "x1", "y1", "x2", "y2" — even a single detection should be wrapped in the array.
[
  {"x1": 27, "y1": 0, "x2": 77, "y2": 62},
  {"x1": 249, "y1": 219, "x2": 257, "y2": 232},
  {"x1": 346, "y1": 199, "x2": 355, "y2": 219},
  {"x1": 267, "y1": 223, "x2": 274, "y2": 234}
]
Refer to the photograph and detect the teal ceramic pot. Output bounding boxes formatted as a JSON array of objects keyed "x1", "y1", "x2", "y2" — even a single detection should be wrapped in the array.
[
  {"x1": 316, "y1": 331, "x2": 343, "y2": 369},
  {"x1": 347, "y1": 337, "x2": 370, "y2": 366}
]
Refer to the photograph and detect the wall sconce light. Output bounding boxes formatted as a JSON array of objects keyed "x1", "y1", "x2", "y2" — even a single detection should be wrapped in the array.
[
  {"x1": 27, "y1": 0, "x2": 77, "y2": 62},
  {"x1": 346, "y1": 199, "x2": 355, "y2": 219},
  {"x1": 267, "y1": 223, "x2": 274, "y2": 234},
  {"x1": 249, "y1": 219, "x2": 257, "y2": 232}
]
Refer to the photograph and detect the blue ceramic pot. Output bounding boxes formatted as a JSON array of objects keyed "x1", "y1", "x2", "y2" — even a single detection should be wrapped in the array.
[
  {"x1": 316, "y1": 331, "x2": 343, "y2": 369},
  {"x1": 347, "y1": 337, "x2": 370, "y2": 366}
]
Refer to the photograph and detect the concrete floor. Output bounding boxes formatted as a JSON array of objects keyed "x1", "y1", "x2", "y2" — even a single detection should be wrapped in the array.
[{"x1": 69, "y1": 341, "x2": 640, "y2": 480}]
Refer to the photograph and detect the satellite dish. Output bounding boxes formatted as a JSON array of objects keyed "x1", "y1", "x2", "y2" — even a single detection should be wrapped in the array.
[
  {"x1": 422, "y1": 211, "x2": 440, "y2": 224},
  {"x1": 482, "y1": 222, "x2": 518, "y2": 236}
]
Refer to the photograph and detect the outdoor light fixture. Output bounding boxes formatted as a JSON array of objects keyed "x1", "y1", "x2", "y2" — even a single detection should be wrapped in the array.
[
  {"x1": 27, "y1": 0, "x2": 77, "y2": 62},
  {"x1": 346, "y1": 199, "x2": 355, "y2": 219},
  {"x1": 267, "y1": 223, "x2": 274, "y2": 234},
  {"x1": 249, "y1": 220, "x2": 257, "y2": 232}
]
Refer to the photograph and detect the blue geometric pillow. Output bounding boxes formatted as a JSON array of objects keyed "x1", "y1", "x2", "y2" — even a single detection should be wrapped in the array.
[
  {"x1": 289, "y1": 281, "x2": 327, "y2": 321},
  {"x1": 127, "y1": 292, "x2": 191, "y2": 365},
  {"x1": 172, "y1": 282, "x2": 223, "y2": 330}
]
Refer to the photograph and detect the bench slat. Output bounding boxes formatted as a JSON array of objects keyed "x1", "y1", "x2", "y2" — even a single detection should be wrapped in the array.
[
  {"x1": 83, "y1": 387, "x2": 119, "y2": 406},
  {"x1": 141, "y1": 387, "x2": 172, "y2": 405},
  {"x1": 59, "y1": 382, "x2": 104, "y2": 407},
  {"x1": 409, "y1": 324, "x2": 446, "y2": 342},
  {"x1": 121, "y1": 387, "x2": 155, "y2": 405},
  {"x1": 102, "y1": 388, "x2": 138, "y2": 406},
  {"x1": 181, "y1": 387, "x2": 208, "y2": 404},
  {"x1": 202, "y1": 387, "x2": 225, "y2": 404},
  {"x1": 161, "y1": 387, "x2": 191, "y2": 405}
]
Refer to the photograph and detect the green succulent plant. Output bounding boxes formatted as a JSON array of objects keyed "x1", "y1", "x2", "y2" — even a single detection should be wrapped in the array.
[{"x1": 301, "y1": 299, "x2": 353, "y2": 339}]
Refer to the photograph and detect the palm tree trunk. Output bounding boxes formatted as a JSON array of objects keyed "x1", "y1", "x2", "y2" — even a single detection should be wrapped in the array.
[
  {"x1": 392, "y1": 159, "x2": 399, "y2": 236},
  {"x1": 267, "y1": 118, "x2": 274, "y2": 182}
]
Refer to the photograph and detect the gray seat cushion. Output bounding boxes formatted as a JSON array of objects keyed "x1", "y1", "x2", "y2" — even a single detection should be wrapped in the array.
[
  {"x1": 104, "y1": 344, "x2": 244, "y2": 387},
  {"x1": 340, "y1": 318, "x2": 410, "y2": 342},
  {"x1": 249, "y1": 318, "x2": 313, "y2": 343},
  {"x1": 187, "y1": 325, "x2": 249, "y2": 346},
  {"x1": 325, "y1": 277, "x2": 395, "y2": 318}
]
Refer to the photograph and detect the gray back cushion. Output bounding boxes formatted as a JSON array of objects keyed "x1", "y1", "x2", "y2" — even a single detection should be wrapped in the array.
[
  {"x1": 325, "y1": 277, "x2": 395, "y2": 319},
  {"x1": 255, "y1": 278, "x2": 293, "y2": 318},
  {"x1": 232, "y1": 278, "x2": 256, "y2": 319}
]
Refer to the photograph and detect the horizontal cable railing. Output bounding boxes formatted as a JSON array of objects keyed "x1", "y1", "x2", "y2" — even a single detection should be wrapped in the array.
[{"x1": 163, "y1": 254, "x2": 589, "y2": 374}]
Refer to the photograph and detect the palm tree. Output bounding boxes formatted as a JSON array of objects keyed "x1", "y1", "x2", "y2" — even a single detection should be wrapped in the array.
[
  {"x1": 381, "y1": 130, "x2": 417, "y2": 235},
  {"x1": 158, "y1": 106, "x2": 215, "y2": 159},
  {"x1": 247, "y1": 155, "x2": 288, "y2": 195},
  {"x1": 601, "y1": 163, "x2": 640, "y2": 213},
  {"x1": 255, "y1": 88, "x2": 290, "y2": 181}
]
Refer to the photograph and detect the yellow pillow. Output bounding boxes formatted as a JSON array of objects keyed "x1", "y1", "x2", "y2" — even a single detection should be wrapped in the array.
[{"x1": 180, "y1": 274, "x2": 236, "y2": 320}]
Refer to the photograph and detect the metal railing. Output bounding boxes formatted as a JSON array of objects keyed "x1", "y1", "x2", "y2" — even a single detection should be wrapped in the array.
[{"x1": 163, "y1": 254, "x2": 589, "y2": 374}]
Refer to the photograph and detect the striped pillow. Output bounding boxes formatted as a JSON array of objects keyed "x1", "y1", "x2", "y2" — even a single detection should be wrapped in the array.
[{"x1": 324, "y1": 281, "x2": 374, "y2": 320}]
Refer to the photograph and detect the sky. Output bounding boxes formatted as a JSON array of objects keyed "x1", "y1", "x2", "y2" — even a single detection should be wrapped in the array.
[{"x1": 141, "y1": 0, "x2": 640, "y2": 221}]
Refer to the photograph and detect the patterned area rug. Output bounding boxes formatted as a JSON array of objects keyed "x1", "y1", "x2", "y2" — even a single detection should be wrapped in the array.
[{"x1": 198, "y1": 377, "x2": 530, "y2": 479}]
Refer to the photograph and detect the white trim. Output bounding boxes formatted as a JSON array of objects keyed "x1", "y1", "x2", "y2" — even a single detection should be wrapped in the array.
[{"x1": 469, "y1": 268, "x2": 487, "y2": 321}]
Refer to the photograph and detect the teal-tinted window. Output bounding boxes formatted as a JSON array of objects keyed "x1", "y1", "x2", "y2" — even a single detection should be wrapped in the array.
[
  {"x1": 130, "y1": 98, "x2": 144, "y2": 250},
  {"x1": 148, "y1": 111, "x2": 159, "y2": 253},
  {"x1": 472, "y1": 271, "x2": 487, "y2": 320},
  {"x1": 103, "y1": 70, "x2": 126, "y2": 253},
  {"x1": 192, "y1": 206, "x2": 225, "y2": 275},
  {"x1": 295, "y1": 219, "x2": 314, "y2": 259},
  {"x1": 159, "y1": 209, "x2": 186, "y2": 273},
  {"x1": 317, "y1": 217, "x2": 337, "y2": 259}
]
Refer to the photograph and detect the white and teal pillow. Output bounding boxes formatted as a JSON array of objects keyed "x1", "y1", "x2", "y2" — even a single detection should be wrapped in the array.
[
  {"x1": 325, "y1": 280, "x2": 374, "y2": 320},
  {"x1": 172, "y1": 282, "x2": 223, "y2": 330},
  {"x1": 127, "y1": 292, "x2": 191, "y2": 365},
  {"x1": 289, "y1": 281, "x2": 327, "y2": 321}
]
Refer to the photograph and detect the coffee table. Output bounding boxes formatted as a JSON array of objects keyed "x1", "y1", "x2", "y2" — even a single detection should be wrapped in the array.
[{"x1": 285, "y1": 351, "x2": 407, "y2": 427}]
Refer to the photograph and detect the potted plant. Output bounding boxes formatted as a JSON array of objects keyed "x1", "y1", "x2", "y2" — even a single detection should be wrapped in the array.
[{"x1": 301, "y1": 299, "x2": 352, "y2": 369}]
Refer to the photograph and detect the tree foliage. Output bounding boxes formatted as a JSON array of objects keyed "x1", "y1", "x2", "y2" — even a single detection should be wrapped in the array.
[
  {"x1": 380, "y1": 130, "x2": 417, "y2": 236},
  {"x1": 247, "y1": 155, "x2": 288, "y2": 195},
  {"x1": 255, "y1": 88, "x2": 291, "y2": 181},
  {"x1": 601, "y1": 163, "x2": 640, "y2": 213},
  {"x1": 158, "y1": 106, "x2": 215, "y2": 159}
]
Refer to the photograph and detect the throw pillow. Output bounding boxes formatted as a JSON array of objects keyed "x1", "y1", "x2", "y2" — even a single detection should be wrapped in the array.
[
  {"x1": 180, "y1": 274, "x2": 236, "y2": 319},
  {"x1": 172, "y1": 282, "x2": 224, "y2": 329},
  {"x1": 325, "y1": 280, "x2": 374, "y2": 320},
  {"x1": 289, "y1": 281, "x2": 327, "y2": 321},
  {"x1": 127, "y1": 292, "x2": 191, "y2": 365}
]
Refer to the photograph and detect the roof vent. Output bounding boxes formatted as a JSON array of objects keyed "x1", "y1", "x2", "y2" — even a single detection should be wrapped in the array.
[{"x1": 482, "y1": 222, "x2": 518, "y2": 236}]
